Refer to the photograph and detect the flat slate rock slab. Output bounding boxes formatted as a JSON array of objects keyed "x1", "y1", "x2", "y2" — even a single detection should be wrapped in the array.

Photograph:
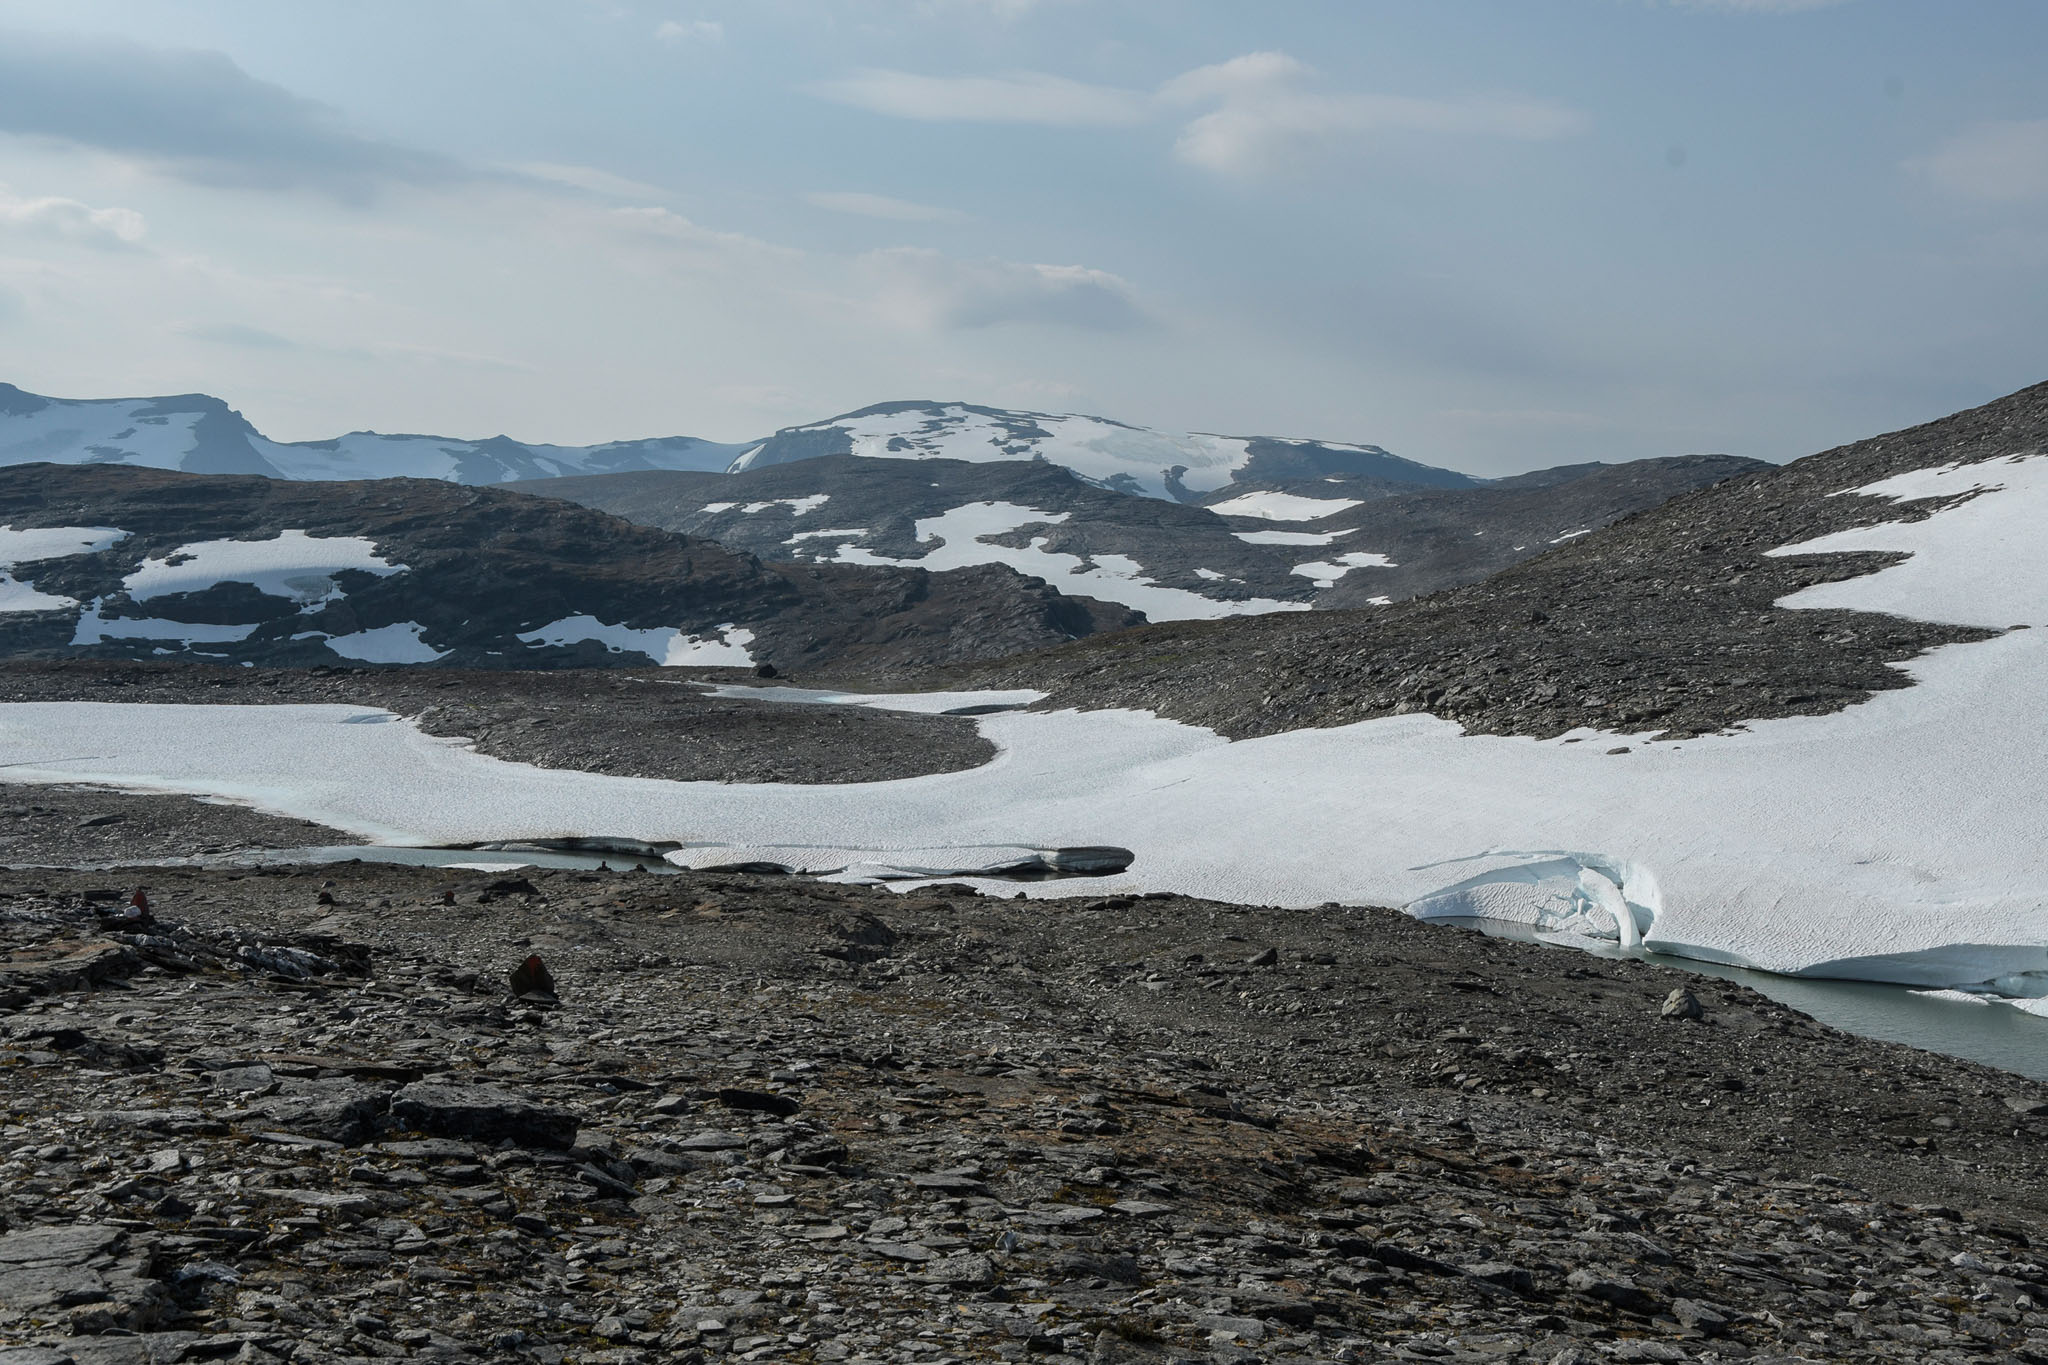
[
  {"x1": 0, "y1": 1224, "x2": 165, "y2": 1330},
  {"x1": 388, "y1": 1081, "x2": 577, "y2": 1150}
]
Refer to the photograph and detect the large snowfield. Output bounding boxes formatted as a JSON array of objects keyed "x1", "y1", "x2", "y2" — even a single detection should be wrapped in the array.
[{"x1": 1, "y1": 454, "x2": 2044, "y2": 998}]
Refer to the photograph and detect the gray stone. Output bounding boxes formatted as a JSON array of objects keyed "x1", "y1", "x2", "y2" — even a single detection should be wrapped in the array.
[
  {"x1": 916, "y1": 1254, "x2": 996, "y2": 1286},
  {"x1": 389, "y1": 1082, "x2": 577, "y2": 1149},
  {"x1": 242, "y1": 1079, "x2": 392, "y2": 1145},
  {"x1": 1659, "y1": 987, "x2": 1703, "y2": 1021}
]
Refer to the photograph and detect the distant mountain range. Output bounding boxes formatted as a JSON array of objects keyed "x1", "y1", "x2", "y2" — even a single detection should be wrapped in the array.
[
  {"x1": 0, "y1": 384, "x2": 749, "y2": 484},
  {"x1": 0, "y1": 384, "x2": 1481, "y2": 500},
  {"x1": 0, "y1": 381, "x2": 1771, "y2": 622}
]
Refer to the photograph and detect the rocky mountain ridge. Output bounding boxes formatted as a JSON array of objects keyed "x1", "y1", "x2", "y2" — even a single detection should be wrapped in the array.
[
  {"x1": 521, "y1": 453, "x2": 1765, "y2": 621},
  {"x1": 965, "y1": 380, "x2": 2048, "y2": 740},
  {"x1": 0, "y1": 465, "x2": 1139, "y2": 674}
]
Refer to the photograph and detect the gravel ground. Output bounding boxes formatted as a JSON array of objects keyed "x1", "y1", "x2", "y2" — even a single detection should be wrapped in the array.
[
  {"x1": 4, "y1": 862, "x2": 2048, "y2": 1363},
  {"x1": 0, "y1": 786, "x2": 359, "y2": 866}
]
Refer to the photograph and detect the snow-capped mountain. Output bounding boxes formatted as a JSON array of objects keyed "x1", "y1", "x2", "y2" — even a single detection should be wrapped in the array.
[
  {"x1": 730, "y1": 400, "x2": 1479, "y2": 501},
  {"x1": 1, "y1": 383, "x2": 1490, "y2": 499},
  {"x1": 0, "y1": 384, "x2": 749, "y2": 483}
]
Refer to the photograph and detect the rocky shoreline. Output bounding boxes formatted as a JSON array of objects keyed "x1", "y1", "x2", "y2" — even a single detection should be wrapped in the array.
[{"x1": 5, "y1": 861, "x2": 2048, "y2": 1364}]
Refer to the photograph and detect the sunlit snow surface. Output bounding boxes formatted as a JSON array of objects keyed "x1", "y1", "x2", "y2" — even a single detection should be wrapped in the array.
[
  {"x1": 122, "y1": 530, "x2": 403, "y2": 604},
  {"x1": 324, "y1": 622, "x2": 448, "y2": 664},
  {"x1": 3, "y1": 455, "x2": 2047, "y2": 993},
  {"x1": 829, "y1": 501, "x2": 1305, "y2": 620},
  {"x1": 1291, "y1": 551, "x2": 1396, "y2": 587},
  {"x1": 1233, "y1": 529, "x2": 1353, "y2": 547},
  {"x1": 1208, "y1": 491, "x2": 1365, "y2": 521},
  {"x1": 515, "y1": 617, "x2": 756, "y2": 667},
  {"x1": 0, "y1": 524, "x2": 128, "y2": 613}
]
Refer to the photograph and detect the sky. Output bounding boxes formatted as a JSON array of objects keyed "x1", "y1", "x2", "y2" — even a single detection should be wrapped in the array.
[{"x1": 0, "y1": 1, "x2": 2044, "y2": 475}]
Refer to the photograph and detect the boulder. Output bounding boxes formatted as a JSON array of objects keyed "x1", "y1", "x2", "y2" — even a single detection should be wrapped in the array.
[{"x1": 390, "y1": 1082, "x2": 577, "y2": 1149}]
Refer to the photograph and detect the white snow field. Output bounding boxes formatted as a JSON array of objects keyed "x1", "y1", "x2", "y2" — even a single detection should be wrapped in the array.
[
  {"x1": 121, "y1": 531, "x2": 403, "y2": 604},
  {"x1": 1233, "y1": 529, "x2": 1353, "y2": 547},
  {"x1": 0, "y1": 524, "x2": 128, "y2": 613},
  {"x1": 827, "y1": 501, "x2": 1306, "y2": 620},
  {"x1": 1207, "y1": 491, "x2": 1365, "y2": 521},
  {"x1": 323, "y1": 622, "x2": 448, "y2": 665},
  {"x1": 0, "y1": 453, "x2": 2044, "y2": 995},
  {"x1": 1291, "y1": 551, "x2": 1397, "y2": 588},
  {"x1": 514, "y1": 617, "x2": 755, "y2": 667}
]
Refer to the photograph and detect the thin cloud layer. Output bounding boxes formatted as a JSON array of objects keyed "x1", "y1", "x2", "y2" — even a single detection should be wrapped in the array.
[
  {"x1": 1910, "y1": 121, "x2": 2048, "y2": 203},
  {"x1": 863, "y1": 247, "x2": 1146, "y2": 330},
  {"x1": 811, "y1": 69, "x2": 1149, "y2": 126},
  {"x1": 814, "y1": 51, "x2": 1587, "y2": 177},
  {"x1": 0, "y1": 186, "x2": 147, "y2": 250},
  {"x1": 0, "y1": 29, "x2": 458, "y2": 198},
  {"x1": 806, "y1": 191, "x2": 970, "y2": 222},
  {"x1": 1163, "y1": 52, "x2": 1588, "y2": 177}
]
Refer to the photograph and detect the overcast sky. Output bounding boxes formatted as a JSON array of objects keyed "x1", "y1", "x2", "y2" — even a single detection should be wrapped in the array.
[{"x1": 0, "y1": 0, "x2": 2043, "y2": 474}]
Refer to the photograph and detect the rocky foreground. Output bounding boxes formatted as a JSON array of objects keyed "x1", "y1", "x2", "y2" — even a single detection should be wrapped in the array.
[{"x1": 5, "y1": 864, "x2": 2048, "y2": 1365}]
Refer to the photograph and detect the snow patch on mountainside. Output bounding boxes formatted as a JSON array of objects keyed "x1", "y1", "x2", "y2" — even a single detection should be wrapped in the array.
[
  {"x1": 122, "y1": 531, "x2": 402, "y2": 605},
  {"x1": 829, "y1": 501, "x2": 1304, "y2": 621},
  {"x1": 324, "y1": 622, "x2": 448, "y2": 665},
  {"x1": 0, "y1": 524, "x2": 128, "y2": 613},
  {"x1": 1209, "y1": 491, "x2": 1365, "y2": 521},
  {"x1": 1290, "y1": 551, "x2": 1396, "y2": 588},
  {"x1": 515, "y1": 616, "x2": 755, "y2": 667},
  {"x1": 1233, "y1": 528, "x2": 1352, "y2": 546}
]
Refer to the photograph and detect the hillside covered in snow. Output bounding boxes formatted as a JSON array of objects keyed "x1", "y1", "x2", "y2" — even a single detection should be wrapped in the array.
[
  {"x1": 525, "y1": 452, "x2": 1763, "y2": 621},
  {"x1": 0, "y1": 464, "x2": 1138, "y2": 672}
]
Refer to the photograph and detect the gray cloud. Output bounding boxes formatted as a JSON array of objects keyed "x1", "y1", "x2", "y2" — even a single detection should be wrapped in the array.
[
  {"x1": 863, "y1": 247, "x2": 1146, "y2": 330},
  {"x1": 177, "y1": 322, "x2": 301, "y2": 350},
  {"x1": 0, "y1": 187, "x2": 147, "y2": 250},
  {"x1": 0, "y1": 30, "x2": 459, "y2": 198}
]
